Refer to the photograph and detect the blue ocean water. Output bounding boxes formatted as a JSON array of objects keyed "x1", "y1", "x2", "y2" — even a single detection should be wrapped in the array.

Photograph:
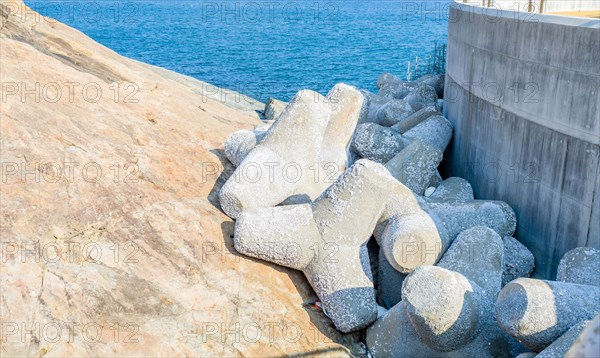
[{"x1": 27, "y1": 0, "x2": 451, "y2": 101}]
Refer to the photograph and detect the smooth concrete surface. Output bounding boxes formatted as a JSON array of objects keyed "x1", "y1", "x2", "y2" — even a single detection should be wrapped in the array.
[
  {"x1": 443, "y1": 1, "x2": 600, "y2": 278},
  {"x1": 466, "y1": 0, "x2": 600, "y2": 12}
]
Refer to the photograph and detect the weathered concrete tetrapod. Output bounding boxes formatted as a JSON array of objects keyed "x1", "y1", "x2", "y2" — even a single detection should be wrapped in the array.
[
  {"x1": 224, "y1": 129, "x2": 268, "y2": 167},
  {"x1": 352, "y1": 113, "x2": 452, "y2": 164},
  {"x1": 385, "y1": 140, "x2": 443, "y2": 196},
  {"x1": 365, "y1": 301, "x2": 527, "y2": 358},
  {"x1": 565, "y1": 313, "x2": 600, "y2": 357},
  {"x1": 351, "y1": 123, "x2": 407, "y2": 164},
  {"x1": 556, "y1": 247, "x2": 600, "y2": 287},
  {"x1": 536, "y1": 320, "x2": 590, "y2": 358},
  {"x1": 377, "y1": 246, "x2": 407, "y2": 308},
  {"x1": 375, "y1": 177, "x2": 473, "y2": 307},
  {"x1": 426, "y1": 177, "x2": 474, "y2": 202},
  {"x1": 220, "y1": 84, "x2": 364, "y2": 219},
  {"x1": 402, "y1": 115, "x2": 453, "y2": 152},
  {"x1": 380, "y1": 199, "x2": 516, "y2": 274},
  {"x1": 502, "y1": 236, "x2": 535, "y2": 286},
  {"x1": 404, "y1": 83, "x2": 438, "y2": 111},
  {"x1": 375, "y1": 99, "x2": 414, "y2": 127},
  {"x1": 401, "y1": 227, "x2": 504, "y2": 351},
  {"x1": 234, "y1": 159, "x2": 392, "y2": 332},
  {"x1": 496, "y1": 278, "x2": 600, "y2": 352},
  {"x1": 437, "y1": 226, "x2": 504, "y2": 295},
  {"x1": 390, "y1": 104, "x2": 439, "y2": 134},
  {"x1": 426, "y1": 200, "x2": 517, "y2": 241}
]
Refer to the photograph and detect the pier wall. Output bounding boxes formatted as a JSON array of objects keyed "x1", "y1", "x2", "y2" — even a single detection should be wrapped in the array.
[{"x1": 443, "y1": 1, "x2": 600, "y2": 277}]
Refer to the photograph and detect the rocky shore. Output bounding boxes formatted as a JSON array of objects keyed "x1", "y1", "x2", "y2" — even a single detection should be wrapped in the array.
[{"x1": 223, "y1": 72, "x2": 600, "y2": 356}]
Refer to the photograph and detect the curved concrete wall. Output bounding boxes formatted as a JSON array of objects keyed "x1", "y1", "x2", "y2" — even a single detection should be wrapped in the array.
[
  {"x1": 443, "y1": 2, "x2": 600, "y2": 278},
  {"x1": 490, "y1": 0, "x2": 600, "y2": 12}
]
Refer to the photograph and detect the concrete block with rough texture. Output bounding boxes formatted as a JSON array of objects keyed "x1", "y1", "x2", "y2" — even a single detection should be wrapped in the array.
[
  {"x1": 234, "y1": 160, "x2": 393, "y2": 332},
  {"x1": 362, "y1": 90, "x2": 391, "y2": 123},
  {"x1": 557, "y1": 247, "x2": 600, "y2": 287},
  {"x1": 427, "y1": 177, "x2": 474, "y2": 202},
  {"x1": 378, "y1": 73, "x2": 418, "y2": 99},
  {"x1": 536, "y1": 320, "x2": 590, "y2": 358},
  {"x1": 318, "y1": 83, "x2": 366, "y2": 171},
  {"x1": 366, "y1": 301, "x2": 527, "y2": 358},
  {"x1": 415, "y1": 73, "x2": 445, "y2": 98},
  {"x1": 351, "y1": 123, "x2": 408, "y2": 163},
  {"x1": 502, "y1": 236, "x2": 535, "y2": 286},
  {"x1": 399, "y1": 227, "x2": 503, "y2": 351},
  {"x1": 426, "y1": 200, "x2": 517, "y2": 241},
  {"x1": 220, "y1": 84, "x2": 363, "y2": 219},
  {"x1": 405, "y1": 84, "x2": 438, "y2": 111},
  {"x1": 373, "y1": 178, "x2": 422, "y2": 241},
  {"x1": 565, "y1": 313, "x2": 600, "y2": 358},
  {"x1": 385, "y1": 140, "x2": 443, "y2": 196},
  {"x1": 380, "y1": 209, "x2": 449, "y2": 274},
  {"x1": 437, "y1": 226, "x2": 504, "y2": 295},
  {"x1": 402, "y1": 115, "x2": 453, "y2": 152},
  {"x1": 224, "y1": 129, "x2": 268, "y2": 167},
  {"x1": 496, "y1": 278, "x2": 600, "y2": 351},
  {"x1": 379, "y1": 199, "x2": 516, "y2": 274},
  {"x1": 402, "y1": 266, "x2": 488, "y2": 351},
  {"x1": 377, "y1": 246, "x2": 406, "y2": 308},
  {"x1": 391, "y1": 104, "x2": 440, "y2": 134},
  {"x1": 375, "y1": 99, "x2": 415, "y2": 127}
]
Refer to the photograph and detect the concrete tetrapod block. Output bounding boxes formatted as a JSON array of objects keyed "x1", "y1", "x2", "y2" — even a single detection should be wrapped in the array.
[
  {"x1": 375, "y1": 99, "x2": 415, "y2": 127},
  {"x1": 234, "y1": 159, "x2": 393, "y2": 332},
  {"x1": 556, "y1": 247, "x2": 600, "y2": 287},
  {"x1": 402, "y1": 115, "x2": 453, "y2": 152},
  {"x1": 427, "y1": 177, "x2": 474, "y2": 202},
  {"x1": 380, "y1": 199, "x2": 516, "y2": 274},
  {"x1": 415, "y1": 73, "x2": 445, "y2": 99},
  {"x1": 536, "y1": 320, "x2": 590, "y2": 358},
  {"x1": 390, "y1": 104, "x2": 440, "y2": 134},
  {"x1": 377, "y1": 246, "x2": 407, "y2": 308},
  {"x1": 400, "y1": 227, "x2": 504, "y2": 351},
  {"x1": 365, "y1": 301, "x2": 527, "y2": 358},
  {"x1": 377, "y1": 73, "x2": 418, "y2": 100},
  {"x1": 362, "y1": 90, "x2": 391, "y2": 123},
  {"x1": 437, "y1": 226, "x2": 504, "y2": 295},
  {"x1": 318, "y1": 83, "x2": 366, "y2": 172},
  {"x1": 404, "y1": 84, "x2": 438, "y2": 111},
  {"x1": 351, "y1": 123, "x2": 407, "y2": 163},
  {"x1": 385, "y1": 140, "x2": 443, "y2": 196},
  {"x1": 502, "y1": 236, "x2": 535, "y2": 286},
  {"x1": 426, "y1": 200, "x2": 517, "y2": 242},
  {"x1": 380, "y1": 209, "x2": 449, "y2": 274},
  {"x1": 220, "y1": 84, "x2": 364, "y2": 219},
  {"x1": 496, "y1": 278, "x2": 600, "y2": 352},
  {"x1": 224, "y1": 129, "x2": 268, "y2": 167},
  {"x1": 373, "y1": 177, "x2": 422, "y2": 241},
  {"x1": 402, "y1": 266, "x2": 488, "y2": 351},
  {"x1": 565, "y1": 313, "x2": 600, "y2": 357}
]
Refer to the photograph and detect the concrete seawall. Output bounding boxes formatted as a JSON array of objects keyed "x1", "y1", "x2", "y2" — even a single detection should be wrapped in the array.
[{"x1": 443, "y1": 1, "x2": 600, "y2": 278}]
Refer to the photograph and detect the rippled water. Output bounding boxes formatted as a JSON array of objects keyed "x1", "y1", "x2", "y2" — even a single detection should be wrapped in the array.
[{"x1": 28, "y1": 0, "x2": 451, "y2": 101}]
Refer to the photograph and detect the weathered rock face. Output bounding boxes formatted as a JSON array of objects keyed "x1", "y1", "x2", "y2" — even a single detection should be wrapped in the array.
[{"x1": 0, "y1": 2, "x2": 361, "y2": 356}]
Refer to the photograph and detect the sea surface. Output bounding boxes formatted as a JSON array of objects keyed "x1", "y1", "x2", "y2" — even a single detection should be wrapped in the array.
[{"x1": 27, "y1": 0, "x2": 451, "y2": 101}]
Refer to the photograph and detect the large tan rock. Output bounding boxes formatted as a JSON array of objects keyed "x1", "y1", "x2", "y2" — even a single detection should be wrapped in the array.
[{"x1": 0, "y1": 2, "x2": 361, "y2": 356}]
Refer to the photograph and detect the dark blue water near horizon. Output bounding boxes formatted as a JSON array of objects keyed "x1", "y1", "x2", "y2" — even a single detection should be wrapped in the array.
[{"x1": 27, "y1": 0, "x2": 451, "y2": 102}]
